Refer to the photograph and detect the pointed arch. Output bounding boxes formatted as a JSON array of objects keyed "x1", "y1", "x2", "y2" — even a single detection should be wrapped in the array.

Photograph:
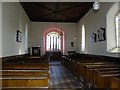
[{"x1": 43, "y1": 28, "x2": 65, "y2": 54}]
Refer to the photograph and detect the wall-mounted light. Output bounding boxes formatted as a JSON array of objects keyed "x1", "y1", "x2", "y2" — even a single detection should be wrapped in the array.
[{"x1": 93, "y1": 0, "x2": 100, "y2": 11}]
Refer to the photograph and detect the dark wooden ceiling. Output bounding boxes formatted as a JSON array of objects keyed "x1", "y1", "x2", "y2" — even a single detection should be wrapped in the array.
[{"x1": 20, "y1": 2, "x2": 93, "y2": 23}]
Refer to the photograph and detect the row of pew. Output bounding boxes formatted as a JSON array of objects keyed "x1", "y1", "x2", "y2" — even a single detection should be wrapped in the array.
[
  {"x1": 2, "y1": 56, "x2": 50, "y2": 88},
  {"x1": 62, "y1": 54, "x2": 120, "y2": 88}
]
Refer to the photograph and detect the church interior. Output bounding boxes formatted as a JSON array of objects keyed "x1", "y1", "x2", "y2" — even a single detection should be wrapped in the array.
[{"x1": 0, "y1": 0, "x2": 120, "y2": 89}]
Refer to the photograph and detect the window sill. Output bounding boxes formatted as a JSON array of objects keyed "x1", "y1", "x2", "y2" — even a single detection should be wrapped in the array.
[{"x1": 108, "y1": 46, "x2": 120, "y2": 53}]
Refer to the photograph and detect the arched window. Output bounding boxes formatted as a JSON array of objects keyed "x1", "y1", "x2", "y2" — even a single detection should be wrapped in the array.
[
  {"x1": 46, "y1": 32, "x2": 61, "y2": 51},
  {"x1": 107, "y1": 3, "x2": 120, "y2": 53},
  {"x1": 81, "y1": 24, "x2": 86, "y2": 52},
  {"x1": 43, "y1": 28, "x2": 64, "y2": 54},
  {"x1": 115, "y1": 13, "x2": 120, "y2": 47}
]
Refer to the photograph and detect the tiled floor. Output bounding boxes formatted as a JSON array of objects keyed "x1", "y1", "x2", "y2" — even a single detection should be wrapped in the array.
[{"x1": 49, "y1": 61, "x2": 82, "y2": 89}]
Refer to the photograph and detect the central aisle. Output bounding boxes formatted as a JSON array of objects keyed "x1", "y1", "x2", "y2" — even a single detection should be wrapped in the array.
[{"x1": 49, "y1": 62, "x2": 82, "y2": 89}]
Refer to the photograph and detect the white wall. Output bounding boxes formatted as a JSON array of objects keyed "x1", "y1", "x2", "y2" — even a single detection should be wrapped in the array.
[
  {"x1": 77, "y1": 2, "x2": 119, "y2": 57},
  {"x1": 0, "y1": 2, "x2": 1, "y2": 55},
  {"x1": 2, "y1": 2, "x2": 31, "y2": 57},
  {"x1": 0, "y1": 2, "x2": 2, "y2": 89},
  {"x1": 30, "y1": 22, "x2": 78, "y2": 55}
]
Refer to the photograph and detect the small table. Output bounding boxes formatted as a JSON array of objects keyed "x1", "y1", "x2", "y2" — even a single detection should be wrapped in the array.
[{"x1": 68, "y1": 51, "x2": 76, "y2": 55}]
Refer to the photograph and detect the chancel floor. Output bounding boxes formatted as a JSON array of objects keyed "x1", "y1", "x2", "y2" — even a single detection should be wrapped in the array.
[{"x1": 49, "y1": 61, "x2": 82, "y2": 89}]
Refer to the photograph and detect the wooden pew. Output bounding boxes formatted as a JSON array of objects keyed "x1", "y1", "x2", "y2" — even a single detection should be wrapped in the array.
[
  {"x1": 78, "y1": 62, "x2": 107, "y2": 78},
  {"x1": 80, "y1": 63, "x2": 120, "y2": 87},
  {"x1": 93, "y1": 68, "x2": 120, "y2": 88},
  {"x1": 2, "y1": 55, "x2": 49, "y2": 65},
  {"x1": 111, "y1": 76, "x2": 120, "y2": 88},
  {"x1": 86, "y1": 65, "x2": 120, "y2": 80},
  {"x1": 93, "y1": 68, "x2": 120, "y2": 87},
  {"x1": 61, "y1": 54, "x2": 120, "y2": 88},
  {"x1": 1, "y1": 69, "x2": 50, "y2": 88},
  {"x1": 78, "y1": 63, "x2": 106, "y2": 86},
  {"x1": 84, "y1": 64, "x2": 120, "y2": 78},
  {"x1": 2, "y1": 63, "x2": 49, "y2": 70},
  {"x1": 70, "y1": 59, "x2": 77, "y2": 75},
  {"x1": 2, "y1": 56, "x2": 50, "y2": 88},
  {"x1": 2, "y1": 75, "x2": 49, "y2": 88},
  {"x1": 26, "y1": 57, "x2": 49, "y2": 63},
  {"x1": 65, "y1": 61, "x2": 107, "y2": 82},
  {"x1": 1, "y1": 70, "x2": 50, "y2": 77},
  {"x1": 97, "y1": 73, "x2": 120, "y2": 88}
]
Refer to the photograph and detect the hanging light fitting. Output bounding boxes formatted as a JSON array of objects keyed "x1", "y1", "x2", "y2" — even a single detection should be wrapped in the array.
[{"x1": 93, "y1": 0, "x2": 100, "y2": 11}]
